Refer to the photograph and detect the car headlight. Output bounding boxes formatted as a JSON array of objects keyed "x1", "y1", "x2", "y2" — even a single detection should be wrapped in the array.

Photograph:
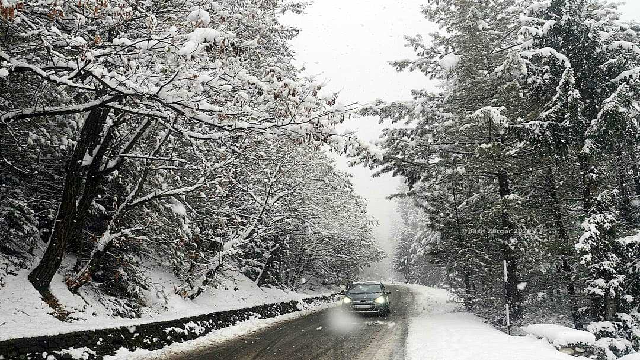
[
  {"x1": 343, "y1": 297, "x2": 352, "y2": 304},
  {"x1": 375, "y1": 296, "x2": 386, "y2": 304}
]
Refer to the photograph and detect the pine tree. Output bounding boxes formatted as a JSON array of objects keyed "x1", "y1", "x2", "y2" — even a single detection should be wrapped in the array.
[{"x1": 362, "y1": 0, "x2": 640, "y2": 338}]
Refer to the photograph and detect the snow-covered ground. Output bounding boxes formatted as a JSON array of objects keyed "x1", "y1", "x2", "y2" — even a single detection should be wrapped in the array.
[
  {"x1": 6, "y1": 279, "x2": 633, "y2": 360},
  {"x1": 403, "y1": 284, "x2": 589, "y2": 360},
  {"x1": 0, "y1": 265, "x2": 335, "y2": 342}
]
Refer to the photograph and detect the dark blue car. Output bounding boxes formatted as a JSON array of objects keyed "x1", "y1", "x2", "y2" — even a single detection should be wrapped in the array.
[{"x1": 341, "y1": 281, "x2": 391, "y2": 316}]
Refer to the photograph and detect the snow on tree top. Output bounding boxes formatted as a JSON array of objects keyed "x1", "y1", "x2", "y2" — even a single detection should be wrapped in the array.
[
  {"x1": 187, "y1": 9, "x2": 211, "y2": 26},
  {"x1": 438, "y1": 53, "x2": 461, "y2": 71}
]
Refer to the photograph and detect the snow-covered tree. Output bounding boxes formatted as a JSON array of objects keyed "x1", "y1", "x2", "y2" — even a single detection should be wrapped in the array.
[
  {"x1": 392, "y1": 195, "x2": 445, "y2": 287},
  {"x1": 0, "y1": 0, "x2": 353, "y2": 298},
  {"x1": 360, "y1": 0, "x2": 530, "y2": 323},
  {"x1": 515, "y1": 4, "x2": 640, "y2": 349},
  {"x1": 362, "y1": 0, "x2": 640, "y2": 340}
]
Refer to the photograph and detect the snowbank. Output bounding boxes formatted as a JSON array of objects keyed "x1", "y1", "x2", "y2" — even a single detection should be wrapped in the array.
[
  {"x1": 407, "y1": 313, "x2": 589, "y2": 360},
  {"x1": 522, "y1": 324, "x2": 596, "y2": 347},
  {"x1": 404, "y1": 284, "x2": 587, "y2": 360},
  {"x1": 0, "y1": 267, "x2": 335, "y2": 342},
  {"x1": 619, "y1": 353, "x2": 640, "y2": 360}
]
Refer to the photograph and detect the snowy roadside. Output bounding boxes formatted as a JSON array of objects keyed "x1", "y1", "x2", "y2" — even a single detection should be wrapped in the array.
[
  {"x1": 0, "y1": 267, "x2": 336, "y2": 342},
  {"x1": 403, "y1": 284, "x2": 588, "y2": 360},
  {"x1": 103, "y1": 301, "x2": 338, "y2": 359}
]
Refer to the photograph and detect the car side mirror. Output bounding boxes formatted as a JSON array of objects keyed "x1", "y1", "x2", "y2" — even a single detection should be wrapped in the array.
[{"x1": 385, "y1": 291, "x2": 391, "y2": 295}]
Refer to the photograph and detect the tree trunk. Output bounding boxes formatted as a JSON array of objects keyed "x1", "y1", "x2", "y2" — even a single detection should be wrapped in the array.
[
  {"x1": 68, "y1": 239, "x2": 113, "y2": 293},
  {"x1": 605, "y1": 292, "x2": 617, "y2": 321},
  {"x1": 28, "y1": 108, "x2": 110, "y2": 291},
  {"x1": 497, "y1": 170, "x2": 522, "y2": 322},
  {"x1": 463, "y1": 269, "x2": 474, "y2": 310},
  {"x1": 578, "y1": 152, "x2": 592, "y2": 214},
  {"x1": 629, "y1": 145, "x2": 640, "y2": 197},
  {"x1": 615, "y1": 147, "x2": 631, "y2": 220},
  {"x1": 256, "y1": 244, "x2": 281, "y2": 287},
  {"x1": 546, "y1": 165, "x2": 580, "y2": 327},
  {"x1": 72, "y1": 126, "x2": 114, "y2": 269}
]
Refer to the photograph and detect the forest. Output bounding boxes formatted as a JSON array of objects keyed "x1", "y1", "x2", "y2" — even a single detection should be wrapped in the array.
[
  {"x1": 3, "y1": 0, "x2": 640, "y2": 359},
  {"x1": 371, "y1": 0, "x2": 640, "y2": 358},
  {"x1": 0, "y1": 0, "x2": 381, "y2": 318}
]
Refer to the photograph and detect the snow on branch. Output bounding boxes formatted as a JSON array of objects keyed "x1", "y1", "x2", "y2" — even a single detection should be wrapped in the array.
[
  {"x1": 127, "y1": 177, "x2": 206, "y2": 210},
  {"x1": 472, "y1": 106, "x2": 510, "y2": 133},
  {"x1": 520, "y1": 47, "x2": 571, "y2": 68},
  {"x1": 94, "y1": 227, "x2": 145, "y2": 253},
  {"x1": 0, "y1": 50, "x2": 95, "y2": 91},
  {"x1": 1, "y1": 95, "x2": 121, "y2": 123},
  {"x1": 614, "y1": 67, "x2": 640, "y2": 82},
  {"x1": 608, "y1": 41, "x2": 640, "y2": 56},
  {"x1": 118, "y1": 154, "x2": 189, "y2": 163}
]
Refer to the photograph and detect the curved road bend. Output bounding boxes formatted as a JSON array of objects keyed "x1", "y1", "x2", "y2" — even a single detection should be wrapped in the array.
[{"x1": 167, "y1": 285, "x2": 415, "y2": 360}]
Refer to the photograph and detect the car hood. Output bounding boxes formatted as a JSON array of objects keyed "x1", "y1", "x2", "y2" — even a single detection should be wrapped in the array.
[{"x1": 346, "y1": 292, "x2": 382, "y2": 301}]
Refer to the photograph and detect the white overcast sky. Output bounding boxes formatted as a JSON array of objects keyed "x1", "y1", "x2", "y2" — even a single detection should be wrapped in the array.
[{"x1": 282, "y1": 1, "x2": 640, "y2": 279}]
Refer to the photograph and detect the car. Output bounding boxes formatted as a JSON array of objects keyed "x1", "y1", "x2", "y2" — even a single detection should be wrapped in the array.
[{"x1": 341, "y1": 281, "x2": 391, "y2": 316}]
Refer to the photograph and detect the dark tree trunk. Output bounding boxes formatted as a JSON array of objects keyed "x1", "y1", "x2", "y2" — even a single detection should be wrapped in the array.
[
  {"x1": 615, "y1": 147, "x2": 631, "y2": 220},
  {"x1": 629, "y1": 146, "x2": 640, "y2": 197},
  {"x1": 604, "y1": 290, "x2": 617, "y2": 321},
  {"x1": 546, "y1": 165, "x2": 580, "y2": 327},
  {"x1": 187, "y1": 262, "x2": 223, "y2": 300},
  {"x1": 68, "y1": 239, "x2": 113, "y2": 293},
  {"x1": 497, "y1": 170, "x2": 522, "y2": 322},
  {"x1": 28, "y1": 108, "x2": 111, "y2": 291},
  {"x1": 578, "y1": 152, "x2": 592, "y2": 214},
  {"x1": 71, "y1": 127, "x2": 114, "y2": 268},
  {"x1": 462, "y1": 270, "x2": 474, "y2": 310},
  {"x1": 257, "y1": 245, "x2": 282, "y2": 287}
]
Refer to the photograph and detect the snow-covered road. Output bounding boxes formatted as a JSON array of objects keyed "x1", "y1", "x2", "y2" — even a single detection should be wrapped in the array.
[{"x1": 121, "y1": 284, "x2": 583, "y2": 360}]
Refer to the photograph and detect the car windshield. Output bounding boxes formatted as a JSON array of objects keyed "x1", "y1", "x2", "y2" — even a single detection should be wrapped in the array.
[{"x1": 347, "y1": 284, "x2": 382, "y2": 294}]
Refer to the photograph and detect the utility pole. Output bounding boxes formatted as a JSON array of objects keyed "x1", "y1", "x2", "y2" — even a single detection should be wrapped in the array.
[{"x1": 504, "y1": 259, "x2": 511, "y2": 335}]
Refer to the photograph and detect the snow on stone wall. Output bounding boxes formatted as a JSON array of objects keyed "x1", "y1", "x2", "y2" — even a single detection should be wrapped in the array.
[{"x1": 0, "y1": 294, "x2": 337, "y2": 360}]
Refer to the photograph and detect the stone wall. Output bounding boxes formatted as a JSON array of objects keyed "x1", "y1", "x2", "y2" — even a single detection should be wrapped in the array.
[{"x1": 0, "y1": 294, "x2": 336, "y2": 360}]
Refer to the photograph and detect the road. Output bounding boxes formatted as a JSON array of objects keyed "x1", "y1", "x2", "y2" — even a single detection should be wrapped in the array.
[{"x1": 168, "y1": 285, "x2": 414, "y2": 360}]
